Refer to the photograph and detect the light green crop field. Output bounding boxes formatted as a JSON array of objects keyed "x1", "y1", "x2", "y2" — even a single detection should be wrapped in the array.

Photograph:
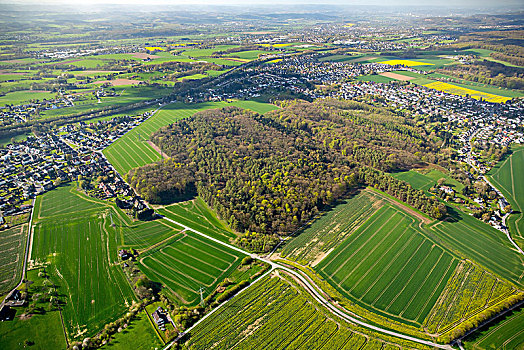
[
  {"x1": 119, "y1": 219, "x2": 180, "y2": 249},
  {"x1": 186, "y1": 274, "x2": 427, "y2": 350},
  {"x1": 316, "y1": 204, "x2": 458, "y2": 327},
  {"x1": 0, "y1": 224, "x2": 27, "y2": 295},
  {"x1": 391, "y1": 170, "x2": 435, "y2": 191},
  {"x1": 429, "y1": 209, "x2": 524, "y2": 287},
  {"x1": 157, "y1": 197, "x2": 236, "y2": 243},
  {"x1": 464, "y1": 307, "x2": 524, "y2": 350},
  {"x1": 100, "y1": 311, "x2": 163, "y2": 350},
  {"x1": 357, "y1": 74, "x2": 396, "y2": 83},
  {"x1": 32, "y1": 185, "x2": 136, "y2": 338},
  {"x1": 281, "y1": 189, "x2": 378, "y2": 264},
  {"x1": 138, "y1": 230, "x2": 244, "y2": 305},
  {"x1": 488, "y1": 147, "x2": 524, "y2": 250},
  {"x1": 103, "y1": 100, "x2": 278, "y2": 175},
  {"x1": 0, "y1": 90, "x2": 55, "y2": 106}
]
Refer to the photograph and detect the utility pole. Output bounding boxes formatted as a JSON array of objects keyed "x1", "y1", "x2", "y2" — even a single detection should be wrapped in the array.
[{"x1": 198, "y1": 286, "x2": 205, "y2": 307}]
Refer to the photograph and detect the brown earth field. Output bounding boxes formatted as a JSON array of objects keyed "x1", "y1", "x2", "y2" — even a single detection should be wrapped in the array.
[
  {"x1": 131, "y1": 53, "x2": 161, "y2": 60},
  {"x1": 379, "y1": 72, "x2": 415, "y2": 81}
]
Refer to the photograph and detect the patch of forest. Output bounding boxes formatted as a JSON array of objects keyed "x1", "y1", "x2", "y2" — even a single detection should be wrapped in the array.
[{"x1": 127, "y1": 99, "x2": 447, "y2": 251}]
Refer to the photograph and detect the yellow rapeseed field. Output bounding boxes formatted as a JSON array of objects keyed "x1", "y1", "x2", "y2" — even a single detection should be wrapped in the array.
[
  {"x1": 145, "y1": 46, "x2": 164, "y2": 51},
  {"x1": 379, "y1": 59, "x2": 433, "y2": 66},
  {"x1": 424, "y1": 82, "x2": 511, "y2": 103}
]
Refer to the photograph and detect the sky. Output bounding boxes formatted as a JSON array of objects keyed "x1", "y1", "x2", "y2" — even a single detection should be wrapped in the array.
[{"x1": 3, "y1": 0, "x2": 523, "y2": 7}]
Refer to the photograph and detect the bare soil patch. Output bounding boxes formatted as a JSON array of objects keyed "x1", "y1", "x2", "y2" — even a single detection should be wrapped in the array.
[
  {"x1": 94, "y1": 79, "x2": 141, "y2": 86},
  {"x1": 147, "y1": 140, "x2": 168, "y2": 159},
  {"x1": 131, "y1": 53, "x2": 160, "y2": 60},
  {"x1": 379, "y1": 72, "x2": 415, "y2": 81}
]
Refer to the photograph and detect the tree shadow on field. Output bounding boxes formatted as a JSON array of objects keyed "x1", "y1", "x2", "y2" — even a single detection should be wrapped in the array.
[
  {"x1": 462, "y1": 304, "x2": 523, "y2": 343},
  {"x1": 442, "y1": 205, "x2": 463, "y2": 224}
]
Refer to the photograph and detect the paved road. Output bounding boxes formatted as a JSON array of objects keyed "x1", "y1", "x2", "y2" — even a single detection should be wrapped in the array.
[{"x1": 160, "y1": 215, "x2": 454, "y2": 350}]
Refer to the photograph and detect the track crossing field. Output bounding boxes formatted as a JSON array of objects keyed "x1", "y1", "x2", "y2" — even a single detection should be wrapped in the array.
[
  {"x1": 138, "y1": 230, "x2": 244, "y2": 305},
  {"x1": 103, "y1": 100, "x2": 277, "y2": 175},
  {"x1": 316, "y1": 204, "x2": 458, "y2": 326},
  {"x1": 0, "y1": 224, "x2": 26, "y2": 295},
  {"x1": 157, "y1": 197, "x2": 237, "y2": 243},
  {"x1": 464, "y1": 307, "x2": 524, "y2": 350},
  {"x1": 31, "y1": 184, "x2": 179, "y2": 338},
  {"x1": 488, "y1": 147, "x2": 524, "y2": 250},
  {"x1": 281, "y1": 190, "x2": 378, "y2": 265},
  {"x1": 187, "y1": 275, "x2": 421, "y2": 350}
]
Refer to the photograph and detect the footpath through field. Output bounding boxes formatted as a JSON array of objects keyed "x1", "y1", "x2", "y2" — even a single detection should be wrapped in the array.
[{"x1": 159, "y1": 215, "x2": 454, "y2": 350}]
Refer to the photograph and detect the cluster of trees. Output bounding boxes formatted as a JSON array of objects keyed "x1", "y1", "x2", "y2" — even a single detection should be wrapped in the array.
[
  {"x1": 438, "y1": 60, "x2": 523, "y2": 90},
  {"x1": 358, "y1": 167, "x2": 447, "y2": 219},
  {"x1": 128, "y1": 100, "x2": 445, "y2": 251}
]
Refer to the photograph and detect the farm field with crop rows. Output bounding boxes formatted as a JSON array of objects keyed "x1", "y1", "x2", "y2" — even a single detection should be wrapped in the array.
[
  {"x1": 487, "y1": 147, "x2": 524, "y2": 250},
  {"x1": 156, "y1": 197, "x2": 237, "y2": 243},
  {"x1": 0, "y1": 224, "x2": 26, "y2": 295},
  {"x1": 185, "y1": 274, "x2": 426, "y2": 350},
  {"x1": 423, "y1": 82, "x2": 511, "y2": 103},
  {"x1": 103, "y1": 100, "x2": 277, "y2": 175},
  {"x1": 424, "y1": 261, "x2": 516, "y2": 335},
  {"x1": 31, "y1": 185, "x2": 136, "y2": 338},
  {"x1": 138, "y1": 230, "x2": 244, "y2": 305},
  {"x1": 464, "y1": 307, "x2": 524, "y2": 350},
  {"x1": 428, "y1": 209, "x2": 524, "y2": 287},
  {"x1": 316, "y1": 204, "x2": 458, "y2": 326},
  {"x1": 281, "y1": 189, "x2": 379, "y2": 265}
]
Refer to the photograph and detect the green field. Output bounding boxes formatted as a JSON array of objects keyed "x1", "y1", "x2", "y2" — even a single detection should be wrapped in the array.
[
  {"x1": 32, "y1": 185, "x2": 136, "y2": 338},
  {"x1": 488, "y1": 147, "x2": 524, "y2": 250},
  {"x1": 138, "y1": 230, "x2": 244, "y2": 305},
  {"x1": 357, "y1": 74, "x2": 396, "y2": 83},
  {"x1": 429, "y1": 209, "x2": 524, "y2": 287},
  {"x1": 391, "y1": 170, "x2": 435, "y2": 191},
  {"x1": 0, "y1": 224, "x2": 26, "y2": 295},
  {"x1": 424, "y1": 261, "x2": 515, "y2": 335},
  {"x1": 464, "y1": 307, "x2": 524, "y2": 350},
  {"x1": 0, "y1": 90, "x2": 55, "y2": 106},
  {"x1": 316, "y1": 204, "x2": 458, "y2": 326},
  {"x1": 119, "y1": 219, "x2": 180, "y2": 249},
  {"x1": 100, "y1": 311, "x2": 163, "y2": 350},
  {"x1": 281, "y1": 189, "x2": 378, "y2": 264},
  {"x1": 156, "y1": 197, "x2": 236, "y2": 243},
  {"x1": 103, "y1": 100, "x2": 278, "y2": 175},
  {"x1": 186, "y1": 274, "x2": 426, "y2": 350},
  {"x1": 0, "y1": 310, "x2": 67, "y2": 350}
]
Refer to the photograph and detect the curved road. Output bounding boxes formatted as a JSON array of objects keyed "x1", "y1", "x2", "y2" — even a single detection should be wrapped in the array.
[{"x1": 160, "y1": 215, "x2": 453, "y2": 350}]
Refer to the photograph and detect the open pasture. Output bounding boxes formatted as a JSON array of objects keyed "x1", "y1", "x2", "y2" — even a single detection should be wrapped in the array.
[
  {"x1": 157, "y1": 197, "x2": 236, "y2": 243},
  {"x1": 488, "y1": 147, "x2": 524, "y2": 250},
  {"x1": 103, "y1": 100, "x2": 277, "y2": 175},
  {"x1": 32, "y1": 185, "x2": 136, "y2": 338},
  {"x1": 138, "y1": 231, "x2": 244, "y2": 305},
  {"x1": 316, "y1": 204, "x2": 458, "y2": 326},
  {"x1": 423, "y1": 81, "x2": 511, "y2": 103},
  {"x1": 281, "y1": 189, "x2": 379, "y2": 265},
  {"x1": 0, "y1": 224, "x2": 26, "y2": 294},
  {"x1": 391, "y1": 170, "x2": 435, "y2": 191},
  {"x1": 186, "y1": 275, "x2": 425, "y2": 350}
]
